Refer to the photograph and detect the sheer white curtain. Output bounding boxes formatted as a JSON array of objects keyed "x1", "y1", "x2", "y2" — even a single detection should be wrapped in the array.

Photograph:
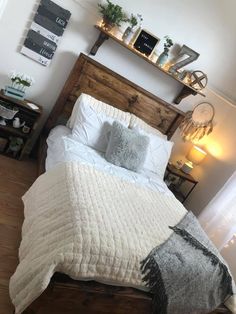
[
  {"x1": 199, "y1": 171, "x2": 236, "y2": 280},
  {"x1": 0, "y1": 0, "x2": 7, "y2": 20}
]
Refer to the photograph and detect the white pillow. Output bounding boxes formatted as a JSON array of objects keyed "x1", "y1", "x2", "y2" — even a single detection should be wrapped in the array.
[
  {"x1": 71, "y1": 100, "x2": 129, "y2": 152},
  {"x1": 129, "y1": 114, "x2": 167, "y2": 140},
  {"x1": 68, "y1": 93, "x2": 131, "y2": 129},
  {"x1": 47, "y1": 125, "x2": 71, "y2": 146},
  {"x1": 134, "y1": 127, "x2": 173, "y2": 178}
]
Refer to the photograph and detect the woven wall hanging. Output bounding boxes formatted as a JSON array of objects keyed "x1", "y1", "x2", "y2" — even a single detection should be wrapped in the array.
[{"x1": 179, "y1": 102, "x2": 215, "y2": 142}]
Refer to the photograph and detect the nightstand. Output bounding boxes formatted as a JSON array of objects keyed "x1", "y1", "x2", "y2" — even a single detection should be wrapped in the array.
[
  {"x1": 0, "y1": 90, "x2": 42, "y2": 160},
  {"x1": 164, "y1": 163, "x2": 198, "y2": 203}
]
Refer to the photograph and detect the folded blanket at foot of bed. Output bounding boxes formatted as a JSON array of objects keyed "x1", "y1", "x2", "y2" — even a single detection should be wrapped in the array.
[{"x1": 141, "y1": 211, "x2": 235, "y2": 314}]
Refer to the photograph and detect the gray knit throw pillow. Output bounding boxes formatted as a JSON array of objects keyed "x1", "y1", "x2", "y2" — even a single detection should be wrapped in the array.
[{"x1": 105, "y1": 121, "x2": 149, "y2": 172}]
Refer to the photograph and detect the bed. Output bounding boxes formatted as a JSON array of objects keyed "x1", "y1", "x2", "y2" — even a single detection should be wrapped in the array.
[{"x1": 12, "y1": 54, "x2": 234, "y2": 314}]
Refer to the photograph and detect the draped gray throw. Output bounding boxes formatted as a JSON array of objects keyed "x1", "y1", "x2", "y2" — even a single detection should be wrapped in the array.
[{"x1": 141, "y1": 212, "x2": 233, "y2": 314}]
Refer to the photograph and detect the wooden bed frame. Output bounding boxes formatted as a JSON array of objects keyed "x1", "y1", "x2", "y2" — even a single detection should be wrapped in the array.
[{"x1": 27, "y1": 54, "x2": 230, "y2": 314}]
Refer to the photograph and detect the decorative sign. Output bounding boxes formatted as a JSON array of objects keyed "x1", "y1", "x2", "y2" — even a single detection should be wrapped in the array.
[
  {"x1": 133, "y1": 29, "x2": 160, "y2": 57},
  {"x1": 169, "y1": 45, "x2": 199, "y2": 74},
  {"x1": 190, "y1": 70, "x2": 208, "y2": 90},
  {"x1": 21, "y1": 0, "x2": 71, "y2": 67}
]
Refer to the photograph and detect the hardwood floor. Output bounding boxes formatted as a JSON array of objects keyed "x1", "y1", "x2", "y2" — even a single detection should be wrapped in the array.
[{"x1": 0, "y1": 155, "x2": 37, "y2": 314}]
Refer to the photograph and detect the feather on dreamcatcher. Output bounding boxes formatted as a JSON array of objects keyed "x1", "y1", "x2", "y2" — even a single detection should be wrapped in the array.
[{"x1": 179, "y1": 102, "x2": 215, "y2": 142}]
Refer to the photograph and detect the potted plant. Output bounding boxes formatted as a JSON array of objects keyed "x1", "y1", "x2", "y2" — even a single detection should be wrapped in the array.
[
  {"x1": 156, "y1": 36, "x2": 174, "y2": 67},
  {"x1": 122, "y1": 14, "x2": 143, "y2": 44},
  {"x1": 4, "y1": 71, "x2": 35, "y2": 100},
  {"x1": 98, "y1": 0, "x2": 127, "y2": 31}
]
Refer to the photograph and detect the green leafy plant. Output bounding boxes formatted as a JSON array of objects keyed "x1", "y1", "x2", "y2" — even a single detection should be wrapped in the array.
[
  {"x1": 98, "y1": 0, "x2": 128, "y2": 27},
  {"x1": 128, "y1": 13, "x2": 143, "y2": 29},
  {"x1": 10, "y1": 71, "x2": 35, "y2": 90},
  {"x1": 163, "y1": 36, "x2": 173, "y2": 54}
]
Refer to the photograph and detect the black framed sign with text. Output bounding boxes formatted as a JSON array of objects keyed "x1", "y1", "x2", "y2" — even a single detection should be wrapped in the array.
[{"x1": 133, "y1": 29, "x2": 160, "y2": 57}]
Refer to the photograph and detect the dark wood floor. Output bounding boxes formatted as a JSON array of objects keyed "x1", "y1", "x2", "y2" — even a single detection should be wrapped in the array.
[{"x1": 0, "y1": 155, "x2": 37, "y2": 314}]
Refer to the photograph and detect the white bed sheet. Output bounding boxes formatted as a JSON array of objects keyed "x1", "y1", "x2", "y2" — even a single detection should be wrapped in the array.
[{"x1": 46, "y1": 125, "x2": 172, "y2": 196}]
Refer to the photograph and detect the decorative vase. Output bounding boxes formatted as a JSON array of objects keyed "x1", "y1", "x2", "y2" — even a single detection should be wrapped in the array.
[
  {"x1": 129, "y1": 26, "x2": 141, "y2": 46},
  {"x1": 156, "y1": 51, "x2": 169, "y2": 67},
  {"x1": 101, "y1": 17, "x2": 114, "y2": 31},
  {"x1": 122, "y1": 26, "x2": 134, "y2": 45}
]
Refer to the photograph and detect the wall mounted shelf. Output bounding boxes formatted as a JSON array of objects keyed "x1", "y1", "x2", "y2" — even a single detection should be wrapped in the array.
[{"x1": 90, "y1": 25, "x2": 206, "y2": 104}]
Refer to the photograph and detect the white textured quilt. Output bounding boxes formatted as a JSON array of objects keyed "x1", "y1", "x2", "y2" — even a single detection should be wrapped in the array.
[{"x1": 10, "y1": 161, "x2": 186, "y2": 314}]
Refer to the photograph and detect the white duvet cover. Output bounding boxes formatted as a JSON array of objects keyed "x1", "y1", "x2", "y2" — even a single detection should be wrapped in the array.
[{"x1": 46, "y1": 126, "x2": 172, "y2": 196}]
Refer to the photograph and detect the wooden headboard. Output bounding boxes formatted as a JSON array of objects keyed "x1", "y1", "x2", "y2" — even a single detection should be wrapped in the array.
[{"x1": 44, "y1": 53, "x2": 185, "y2": 139}]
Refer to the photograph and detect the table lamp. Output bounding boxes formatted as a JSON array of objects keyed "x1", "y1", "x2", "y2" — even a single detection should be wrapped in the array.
[{"x1": 181, "y1": 145, "x2": 207, "y2": 174}]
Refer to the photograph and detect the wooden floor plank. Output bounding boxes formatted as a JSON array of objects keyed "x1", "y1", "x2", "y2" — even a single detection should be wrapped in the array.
[{"x1": 0, "y1": 155, "x2": 37, "y2": 314}]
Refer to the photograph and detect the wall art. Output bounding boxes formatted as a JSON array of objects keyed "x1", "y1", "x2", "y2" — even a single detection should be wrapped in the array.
[
  {"x1": 21, "y1": 0, "x2": 71, "y2": 67},
  {"x1": 133, "y1": 29, "x2": 160, "y2": 57}
]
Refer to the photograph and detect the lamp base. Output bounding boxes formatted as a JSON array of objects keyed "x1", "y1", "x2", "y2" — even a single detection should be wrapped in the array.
[{"x1": 181, "y1": 161, "x2": 193, "y2": 174}]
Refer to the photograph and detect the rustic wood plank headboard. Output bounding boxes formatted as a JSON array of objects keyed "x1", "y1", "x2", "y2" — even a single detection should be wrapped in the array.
[{"x1": 44, "y1": 53, "x2": 185, "y2": 139}]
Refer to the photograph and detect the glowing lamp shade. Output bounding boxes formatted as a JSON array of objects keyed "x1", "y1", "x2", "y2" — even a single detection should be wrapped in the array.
[{"x1": 187, "y1": 146, "x2": 207, "y2": 165}]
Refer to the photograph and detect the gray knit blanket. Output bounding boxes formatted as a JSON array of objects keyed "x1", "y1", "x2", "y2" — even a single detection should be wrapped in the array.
[{"x1": 141, "y1": 212, "x2": 233, "y2": 314}]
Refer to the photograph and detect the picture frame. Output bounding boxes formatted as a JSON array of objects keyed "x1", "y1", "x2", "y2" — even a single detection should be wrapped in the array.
[{"x1": 133, "y1": 29, "x2": 160, "y2": 57}]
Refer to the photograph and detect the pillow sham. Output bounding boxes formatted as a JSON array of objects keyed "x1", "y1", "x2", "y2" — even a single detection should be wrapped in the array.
[
  {"x1": 71, "y1": 100, "x2": 129, "y2": 152},
  {"x1": 105, "y1": 121, "x2": 149, "y2": 172},
  {"x1": 68, "y1": 93, "x2": 131, "y2": 129},
  {"x1": 134, "y1": 126, "x2": 173, "y2": 178},
  {"x1": 129, "y1": 114, "x2": 167, "y2": 139},
  {"x1": 46, "y1": 125, "x2": 71, "y2": 146}
]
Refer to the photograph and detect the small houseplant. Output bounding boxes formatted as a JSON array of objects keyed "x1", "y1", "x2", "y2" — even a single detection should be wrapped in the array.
[
  {"x1": 4, "y1": 71, "x2": 35, "y2": 100},
  {"x1": 156, "y1": 36, "x2": 174, "y2": 67},
  {"x1": 122, "y1": 14, "x2": 143, "y2": 44},
  {"x1": 98, "y1": 0, "x2": 127, "y2": 31},
  {"x1": 10, "y1": 71, "x2": 35, "y2": 91}
]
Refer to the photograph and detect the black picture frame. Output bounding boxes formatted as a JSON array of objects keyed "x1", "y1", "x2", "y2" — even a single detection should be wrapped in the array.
[{"x1": 133, "y1": 29, "x2": 160, "y2": 57}]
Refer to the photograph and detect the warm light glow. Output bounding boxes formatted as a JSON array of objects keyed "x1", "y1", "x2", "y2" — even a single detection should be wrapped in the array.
[
  {"x1": 224, "y1": 234, "x2": 236, "y2": 249},
  {"x1": 162, "y1": 62, "x2": 171, "y2": 71},
  {"x1": 206, "y1": 142, "x2": 223, "y2": 159},
  {"x1": 185, "y1": 160, "x2": 194, "y2": 168},
  {"x1": 96, "y1": 19, "x2": 103, "y2": 27},
  {"x1": 186, "y1": 145, "x2": 207, "y2": 165}
]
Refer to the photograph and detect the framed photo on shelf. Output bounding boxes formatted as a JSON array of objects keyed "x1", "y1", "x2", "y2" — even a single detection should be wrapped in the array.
[{"x1": 133, "y1": 29, "x2": 160, "y2": 57}]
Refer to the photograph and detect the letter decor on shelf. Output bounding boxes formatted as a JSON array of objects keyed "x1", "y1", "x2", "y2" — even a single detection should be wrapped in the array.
[
  {"x1": 21, "y1": 0, "x2": 71, "y2": 67},
  {"x1": 169, "y1": 45, "x2": 199, "y2": 74}
]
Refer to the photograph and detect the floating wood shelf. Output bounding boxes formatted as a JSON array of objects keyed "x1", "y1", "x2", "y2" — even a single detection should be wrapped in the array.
[{"x1": 90, "y1": 25, "x2": 206, "y2": 104}]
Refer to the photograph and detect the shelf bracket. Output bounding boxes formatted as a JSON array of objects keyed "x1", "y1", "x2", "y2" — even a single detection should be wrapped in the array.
[
  {"x1": 174, "y1": 85, "x2": 198, "y2": 104},
  {"x1": 90, "y1": 31, "x2": 109, "y2": 56}
]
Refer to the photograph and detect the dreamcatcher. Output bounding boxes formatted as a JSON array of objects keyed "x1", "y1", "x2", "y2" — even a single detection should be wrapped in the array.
[{"x1": 179, "y1": 102, "x2": 215, "y2": 142}]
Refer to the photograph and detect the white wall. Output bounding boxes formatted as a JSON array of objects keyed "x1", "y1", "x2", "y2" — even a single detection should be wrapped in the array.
[
  {"x1": 171, "y1": 89, "x2": 236, "y2": 215},
  {"x1": 0, "y1": 0, "x2": 236, "y2": 216}
]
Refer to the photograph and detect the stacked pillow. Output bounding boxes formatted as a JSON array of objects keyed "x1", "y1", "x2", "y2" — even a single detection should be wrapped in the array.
[
  {"x1": 70, "y1": 94, "x2": 131, "y2": 152},
  {"x1": 68, "y1": 93, "x2": 173, "y2": 177}
]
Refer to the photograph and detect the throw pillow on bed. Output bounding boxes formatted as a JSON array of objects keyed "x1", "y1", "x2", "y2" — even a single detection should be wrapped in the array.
[{"x1": 105, "y1": 121, "x2": 149, "y2": 172}]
